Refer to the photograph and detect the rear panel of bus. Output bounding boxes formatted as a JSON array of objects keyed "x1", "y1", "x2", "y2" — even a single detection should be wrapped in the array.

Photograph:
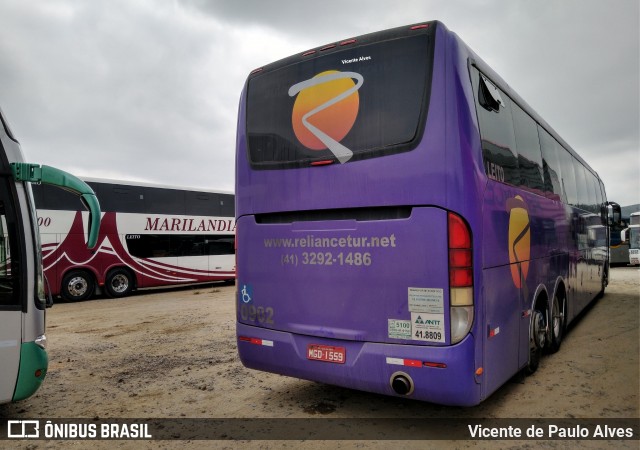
[{"x1": 235, "y1": 22, "x2": 485, "y2": 406}]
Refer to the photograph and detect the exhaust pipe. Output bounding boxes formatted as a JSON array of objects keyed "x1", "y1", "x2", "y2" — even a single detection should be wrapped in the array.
[{"x1": 390, "y1": 372, "x2": 414, "y2": 396}]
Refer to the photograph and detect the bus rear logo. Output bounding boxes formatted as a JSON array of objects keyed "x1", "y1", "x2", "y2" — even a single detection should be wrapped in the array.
[{"x1": 289, "y1": 70, "x2": 363, "y2": 163}]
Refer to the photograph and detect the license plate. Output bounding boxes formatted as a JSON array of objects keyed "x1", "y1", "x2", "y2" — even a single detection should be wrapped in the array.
[{"x1": 307, "y1": 344, "x2": 346, "y2": 364}]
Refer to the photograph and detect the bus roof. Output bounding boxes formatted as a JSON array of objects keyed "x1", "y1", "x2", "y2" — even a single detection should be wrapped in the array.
[
  {"x1": 244, "y1": 20, "x2": 602, "y2": 183},
  {"x1": 80, "y1": 176, "x2": 233, "y2": 196}
]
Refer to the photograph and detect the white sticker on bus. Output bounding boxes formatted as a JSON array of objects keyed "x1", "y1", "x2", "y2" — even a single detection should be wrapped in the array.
[
  {"x1": 408, "y1": 287, "x2": 444, "y2": 314},
  {"x1": 411, "y1": 312, "x2": 445, "y2": 343},
  {"x1": 388, "y1": 319, "x2": 412, "y2": 340}
]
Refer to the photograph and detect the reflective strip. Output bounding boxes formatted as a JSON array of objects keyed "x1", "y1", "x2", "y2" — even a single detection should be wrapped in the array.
[
  {"x1": 386, "y1": 357, "x2": 421, "y2": 367},
  {"x1": 241, "y1": 337, "x2": 274, "y2": 347}
]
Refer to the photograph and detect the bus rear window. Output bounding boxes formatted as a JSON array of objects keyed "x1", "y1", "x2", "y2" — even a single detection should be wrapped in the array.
[{"x1": 246, "y1": 32, "x2": 434, "y2": 168}]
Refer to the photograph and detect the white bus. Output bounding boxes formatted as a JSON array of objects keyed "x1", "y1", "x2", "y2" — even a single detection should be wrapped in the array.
[
  {"x1": 32, "y1": 179, "x2": 235, "y2": 301},
  {"x1": 0, "y1": 107, "x2": 100, "y2": 403},
  {"x1": 622, "y1": 212, "x2": 640, "y2": 265}
]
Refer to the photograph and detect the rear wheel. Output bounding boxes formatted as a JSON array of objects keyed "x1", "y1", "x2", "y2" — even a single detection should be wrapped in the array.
[
  {"x1": 526, "y1": 308, "x2": 547, "y2": 375},
  {"x1": 105, "y1": 268, "x2": 134, "y2": 298},
  {"x1": 61, "y1": 270, "x2": 95, "y2": 301},
  {"x1": 597, "y1": 264, "x2": 608, "y2": 299},
  {"x1": 547, "y1": 293, "x2": 565, "y2": 354}
]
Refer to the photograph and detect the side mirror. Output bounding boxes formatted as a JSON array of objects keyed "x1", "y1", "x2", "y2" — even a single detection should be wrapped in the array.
[
  {"x1": 605, "y1": 202, "x2": 621, "y2": 227},
  {"x1": 44, "y1": 275, "x2": 54, "y2": 308},
  {"x1": 10, "y1": 163, "x2": 101, "y2": 248}
]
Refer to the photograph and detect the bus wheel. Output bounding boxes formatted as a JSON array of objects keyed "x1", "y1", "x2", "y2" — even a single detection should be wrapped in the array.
[
  {"x1": 526, "y1": 308, "x2": 546, "y2": 375},
  {"x1": 547, "y1": 293, "x2": 565, "y2": 354},
  {"x1": 597, "y1": 264, "x2": 608, "y2": 299},
  {"x1": 105, "y1": 268, "x2": 134, "y2": 298},
  {"x1": 61, "y1": 270, "x2": 95, "y2": 301}
]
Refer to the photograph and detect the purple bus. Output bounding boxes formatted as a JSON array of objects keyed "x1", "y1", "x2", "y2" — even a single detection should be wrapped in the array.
[{"x1": 234, "y1": 21, "x2": 619, "y2": 406}]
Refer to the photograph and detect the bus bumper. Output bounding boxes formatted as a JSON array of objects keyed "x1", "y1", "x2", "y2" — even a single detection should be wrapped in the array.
[
  {"x1": 237, "y1": 323, "x2": 481, "y2": 406},
  {"x1": 12, "y1": 341, "x2": 48, "y2": 402}
]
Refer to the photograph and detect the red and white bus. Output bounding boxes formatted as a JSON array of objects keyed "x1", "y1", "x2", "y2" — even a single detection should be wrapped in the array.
[{"x1": 33, "y1": 178, "x2": 235, "y2": 301}]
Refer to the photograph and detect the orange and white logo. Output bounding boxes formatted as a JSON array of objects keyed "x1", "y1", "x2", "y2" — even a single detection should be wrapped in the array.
[
  {"x1": 289, "y1": 70, "x2": 363, "y2": 163},
  {"x1": 506, "y1": 195, "x2": 530, "y2": 289}
]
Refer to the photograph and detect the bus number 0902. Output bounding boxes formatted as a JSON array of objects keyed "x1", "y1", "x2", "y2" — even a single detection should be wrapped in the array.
[{"x1": 240, "y1": 304, "x2": 274, "y2": 324}]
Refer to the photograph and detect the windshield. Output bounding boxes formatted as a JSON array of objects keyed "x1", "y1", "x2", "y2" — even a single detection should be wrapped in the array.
[
  {"x1": 630, "y1": 228, "x2": 640, "y2": 249},
  {"x1": 246, "y1": 31, "x2": 434, "y2": 169}
]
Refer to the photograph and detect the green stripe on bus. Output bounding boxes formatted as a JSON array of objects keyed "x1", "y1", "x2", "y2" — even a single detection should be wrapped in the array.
[{"x1": 12, "y1": 342, "x2": 48, "y2": 402}]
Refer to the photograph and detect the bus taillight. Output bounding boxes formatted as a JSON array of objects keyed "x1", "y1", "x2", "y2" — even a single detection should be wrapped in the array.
[
  {"x1": 310, "y1": 160, "x2": 334, "y2": 166},
  {"x1": 448, "y1": 212, "x2": 474, "y2": 344}
]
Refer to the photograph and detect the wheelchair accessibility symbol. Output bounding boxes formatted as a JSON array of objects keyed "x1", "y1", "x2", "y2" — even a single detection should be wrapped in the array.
[{"x1": 241, "y1": 284, "x2": 253, "y2": 304}]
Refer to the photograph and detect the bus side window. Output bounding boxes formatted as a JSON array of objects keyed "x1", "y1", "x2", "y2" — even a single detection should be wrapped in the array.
[
  {"x1": 478, "y1": 74, "x2": 503, "y2": 112},
  {"x1": 537, "y1": 126, "x2": 564, "y2": 201},
  {"x1": 558, "y1": 148, "x2": 578, "y2": 207},
  {"x1": 573, "y1": 163, "x2": 590, "y2": 211},
  {"x1": 473, "y1": 69, "x2": 519, "y2": 186},
  {"x1": 511, "y1": 103, "x2": 544, "y2": 192},
  {"x1": 206, "y1": 236, "x2": 235, "y2": 255}
]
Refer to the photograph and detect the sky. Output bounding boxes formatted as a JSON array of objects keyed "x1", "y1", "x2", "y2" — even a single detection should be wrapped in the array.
[{"x1": 0, "y1": 0, "x2": 638, "y2": 206}]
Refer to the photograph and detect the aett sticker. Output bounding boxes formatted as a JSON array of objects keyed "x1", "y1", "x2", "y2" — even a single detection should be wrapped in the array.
[
  {"x1": 411, "y1": 312, "x2": 445, "y2": 343},
  {"x1": 408, "y1": 287, "x2": 444, "y2": 313},
  {"x1": 388, "y1": 319, "x2": 412, "y2": 340}
]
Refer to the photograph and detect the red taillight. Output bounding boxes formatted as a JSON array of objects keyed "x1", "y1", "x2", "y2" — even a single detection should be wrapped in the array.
[
  {"x1": 340, "y1": 39, "x2": 357, "y2": 46},
  {"x1": 450, "y1": 268, "x2": 473, "y2": 287},
  {"x1": 410, "y1": 24, "x2": 429, "y2": 30},
  {"x1": 448, "y1": 212, "x2": 474, "y2": 342},
  {"x1": 449, "y1": 249, "x2": 472, "y2": 267},
  {"x1": 448, "y1": 212, "x2": 472, "y2": 288},
  {"x1": 448, "y1": 213, "x2": 471, "y2": 249},
  {"x1": 310, "y1": 160, "x2": 334, "y2": 166}
]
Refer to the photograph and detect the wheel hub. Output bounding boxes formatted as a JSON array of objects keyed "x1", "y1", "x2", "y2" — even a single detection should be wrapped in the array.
[
  {"x1": 111, "y1": 274, "x2": 129, "y2": 293},
  {"x1": 532, "y1": 310, "x2": 546, "y2": 349},
  {"x1": 68, "y1": 277, "x2": 88, "y2": 296}
]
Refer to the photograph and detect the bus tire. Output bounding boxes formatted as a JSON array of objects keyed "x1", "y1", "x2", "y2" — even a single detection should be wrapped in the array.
[
  {"x1": 597, "y1": 264, "x2": 608, "y2": 299},
  {"x1": 105, "y1": 268, "x2": 134, "y2": 298},
  {"x1": 61, "y1": 270, "x2": 95, "y2": 301},
  {"x1": 547, "y1": 292, "x2": 565, "y2": 354},
  {"x1": 526, "y1": 308, "x2": 546, "y2": 375}
]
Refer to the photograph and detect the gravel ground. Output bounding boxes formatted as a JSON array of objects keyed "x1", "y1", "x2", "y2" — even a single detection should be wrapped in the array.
[{"x1": 1, "y1": 267, "x2": 638, "y2": 449}]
